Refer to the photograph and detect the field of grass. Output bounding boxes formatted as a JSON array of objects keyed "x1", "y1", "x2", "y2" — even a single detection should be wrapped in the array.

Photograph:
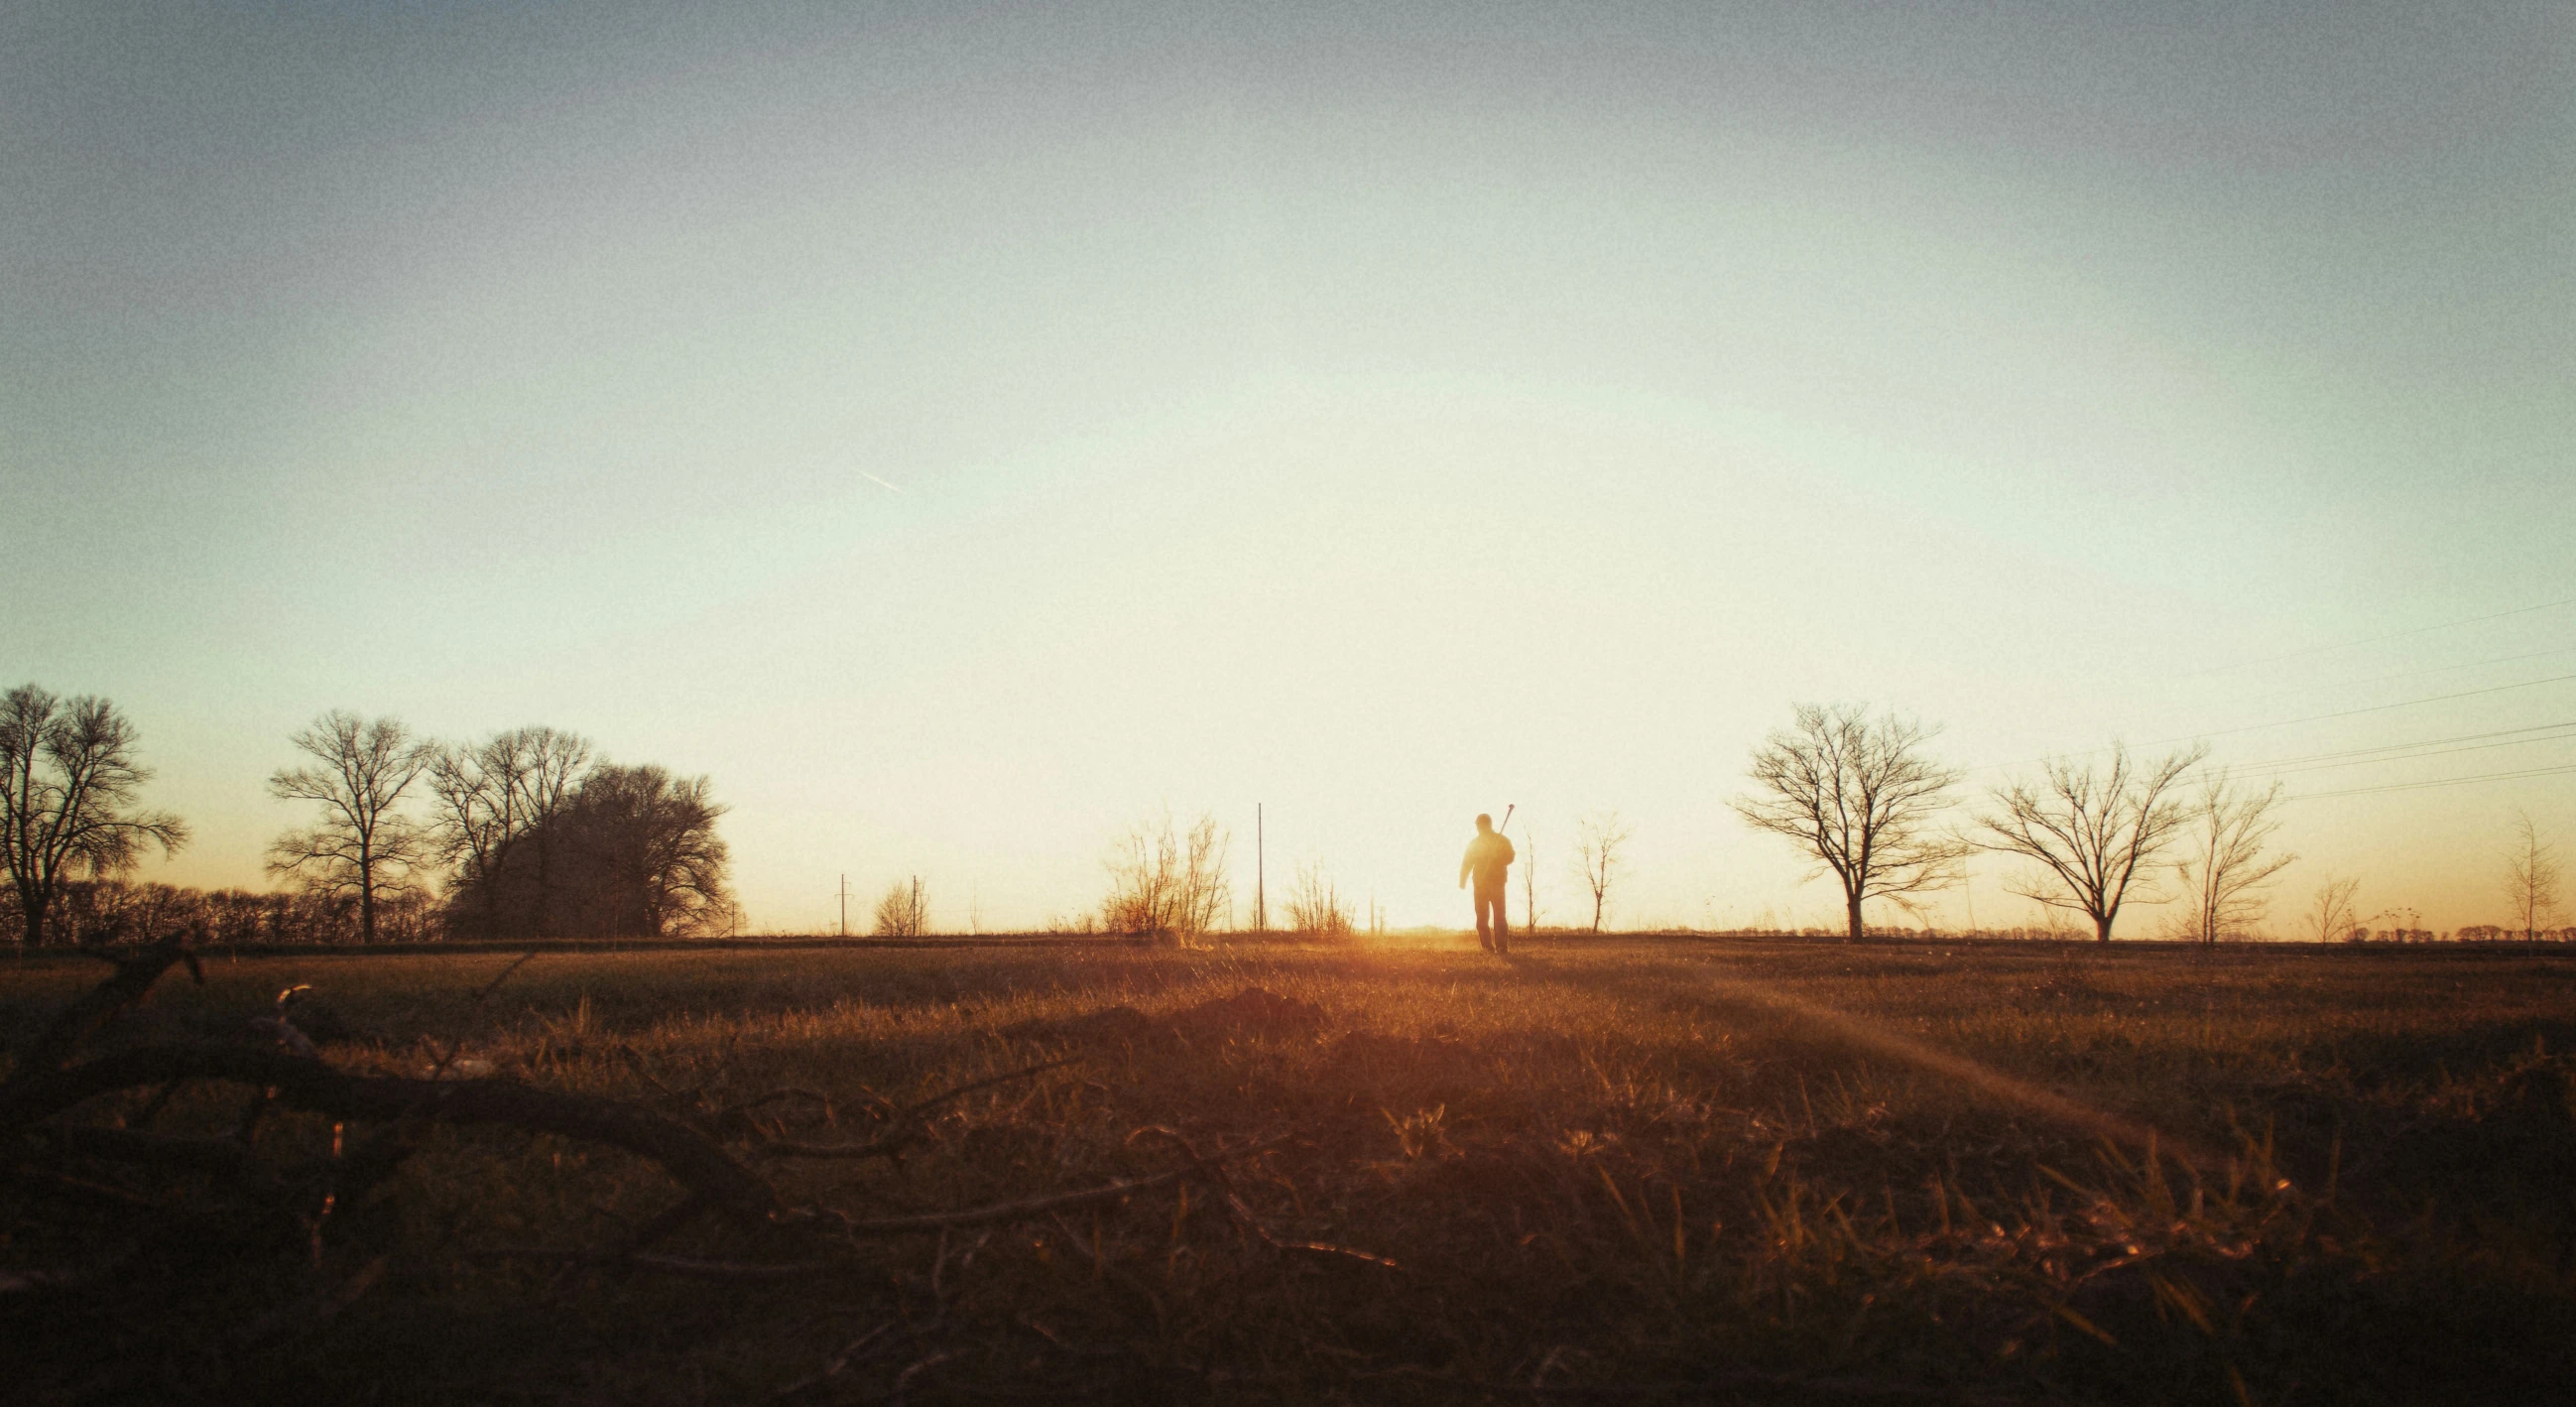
[{"x1": 6, "y1": 934, "x2": 2574, "y2": 1404}]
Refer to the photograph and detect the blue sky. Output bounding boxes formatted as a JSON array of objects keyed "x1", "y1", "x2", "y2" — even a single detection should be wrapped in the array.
[{"x1": 6, "y1": 1, "x2": 2571, "y2": 932}]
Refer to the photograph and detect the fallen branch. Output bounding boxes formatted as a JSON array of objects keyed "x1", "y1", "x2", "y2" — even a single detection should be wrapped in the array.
[
  {"x1": 47, "y1": 1124, "x2": 255, "y2": 1179},
  {"x1": 1372, "y1": 1364, "x2": 2033, "y2": 1404},
  {"x1": 0, "y1": 1043, "x2": 778, "y2": 1221},
  {"x1": 467, "y1": 1247, "x2": 876, "y2": 1282},
  {"x1": 8, "y1": 934, "x2": 200, "y2": 1080}
]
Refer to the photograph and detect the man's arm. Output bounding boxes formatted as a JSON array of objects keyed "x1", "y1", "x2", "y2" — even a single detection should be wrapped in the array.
[{"x1": 1460, "y1": 843, "x2": 1474, "y2": 888}]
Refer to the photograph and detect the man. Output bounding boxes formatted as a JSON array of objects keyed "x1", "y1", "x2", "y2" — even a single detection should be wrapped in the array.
[{"x1": 1458, "y1": 813, "x2": 1516, "y2": 954}]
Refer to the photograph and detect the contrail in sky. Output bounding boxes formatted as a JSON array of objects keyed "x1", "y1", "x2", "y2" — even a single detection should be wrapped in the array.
[{"x1": 861, "y1": 471, "x2": 905, "y2": 493}]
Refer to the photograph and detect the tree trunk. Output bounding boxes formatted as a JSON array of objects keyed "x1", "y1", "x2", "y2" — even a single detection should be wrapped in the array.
[
  {"x1": 1845, "y1": 894, "x2": 1865, "y2": 944},
  {"x1": 2094, "y1": 913, "x2": 2115, "y2": 943},
  {"x1": 481, "y1": 851, "x2": 505, "y2": 942},
  {"x1": 533, "y1": 837, "x2": 553, "y2": 939}
]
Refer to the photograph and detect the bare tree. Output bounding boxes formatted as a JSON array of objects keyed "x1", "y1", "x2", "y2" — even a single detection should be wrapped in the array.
[
  {"x1": 2504, "y1": 810, "x2": 2562, "y2": 949},
  {"x1": 1569, "y1": 811, "x2": 1633, "y2": 935},
  {"x1": 1976, "y1": 742, "x2": 2209, "y2": 944},
  {"x1": 872, "y1": 875, "x2": 929, "y2": 937},
  {"x1": 552, "y1": 763, "x2": 731, "y2": 937},
  {"x1": 1283, "y1": 860, "x2": 1354, "y2": 940},
  {"x1": 267, "y1": 711, "x2": 432, "y2": 944},
  {"x1": 0, "y1": 686, "x2": 189, "y2": 947},
  {"x1": 2172, "y1": 771, "x2": 2295, "y2": 945},
  {"x1": 513, "y1": 727, "x2": 592, "y2": 935},
  {"x1": 1101, "y1": 811, "x2": 1230, "y2": 943},
  {"x1": 429, "y1": 726, "x2": 593, "y2": 939},
  {"x1": 429, "y1": 733, "x2": 528, "y2": 940},
  {"x1": 2299, "y1": 874, "x2": 2364, "y2": 946},
  {"x1": 1730, "y1": 704, "x2": 1971, "y2": 944}
]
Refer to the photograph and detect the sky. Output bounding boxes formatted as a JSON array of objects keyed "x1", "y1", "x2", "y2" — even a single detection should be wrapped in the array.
[{"x1": 5, "y1": 1, "x2": 2572, "y2": 936}]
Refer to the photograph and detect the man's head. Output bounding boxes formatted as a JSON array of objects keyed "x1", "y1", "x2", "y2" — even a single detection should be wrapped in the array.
[{"x1": 1475, "y1": 813, "x2": 1493, "y2": 832}]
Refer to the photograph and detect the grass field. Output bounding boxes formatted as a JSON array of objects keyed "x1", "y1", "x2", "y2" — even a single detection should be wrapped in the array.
[{"x1": 6, "y1": 935, "x2": 2574, "y2": 1404}]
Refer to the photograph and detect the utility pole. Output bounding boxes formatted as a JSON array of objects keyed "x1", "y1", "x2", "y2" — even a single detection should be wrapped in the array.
[
  {"x1": 1524, "y1": 829, "x2": 1536, "y2": 938},
  {"x1": 1255, "y1": 804, "x2": 1266, "y2": 934},
  {"x1": 837, "y1": 873, "x2": 852, "y2": 939}
]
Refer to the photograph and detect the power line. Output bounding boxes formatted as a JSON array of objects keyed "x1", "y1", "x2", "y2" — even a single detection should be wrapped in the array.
[
  {"x1": 2225, "y1": 645, "x2": 2576, "y2": 710},
  {"x1": 2185, "y1": 594, "x2": 2576, "y2": 679},
  {"x1": 2248, "y1": 730, "x2": 2576, "y2": 779},
  {"x1": 2235, "y1": 720, "x2": 2576, "y2": 773},
  {"x1": 1968, "y1": 673, "x2": 2576, "y2": 773},
  {"x1": 2156, "y1": 673, "x2": 2576, "y2": 744},
  {"x1": 2288, "y1": 762, "x2": 2576, "y2": 802}
]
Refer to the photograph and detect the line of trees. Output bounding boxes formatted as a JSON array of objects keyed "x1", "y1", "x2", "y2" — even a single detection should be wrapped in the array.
[
  {"x1": 1729, "y1": 704, "x2": 2264, "y2": 944},
  {"x1": 7, "y1": 680, "x2": 2559, "y2": 947},
  {"x1": 1732, "y1": 701, "x2": 2566, "y2": 946},
  {"x1": 1, "y1": 878, "x2": 440, "y2": 948},
  {"x1": 1, "y1": 684, "x2": 733, "y2": 946},
  {"x1": 269, "y1": 711, "x2": 735, "y2": 942},
  {"x1": 1730, "y1": 703, "x2": 2291, "y2": 944}
]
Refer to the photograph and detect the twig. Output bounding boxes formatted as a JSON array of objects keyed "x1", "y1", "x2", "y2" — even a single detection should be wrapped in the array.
[
  {"x1": 823, "y1": 1133, "x2": 1288, "y2": 1237},
  {"x1": 766, "y1": 1321, "x2": 899, "y2": 1402},
  {"x1": 7, "y1": 1165, "x2": 166, "y2": 1212},
  {"x1": 1372, "y1": 1364, "x2": 2034, "y2": 1403},
  {"x1": 471, "y1": 952, "x2": 541, "y2": 1007},
  {"x1": 890, "y1": 1349, "x2": 959, "y2": 1404},
  {"x1": 897, "y1": 1058, "x2": 1079, "y2": 1122},
  {"x1": 618, "y1": 1192, "x2": 713, "y2": 1255},
  {"x1": 751, "y1": 1059, "x2": 1079, "y2": 1160},
  {"x1": 614, "y1": 1043, "x2": 677, "y2": 1097},
  {"x1": 835, "y1": 1171, "x2": 1193, "y2": 1235},
  {"x1": 131, "y1": 1078, "x2": 185, "y2": 1128},
  {"x1": 1222, "y1": 1192, "x2": 1402, "y2": 1270},
  {"x1": 730, "y1": 1087, "x2": 835, "y2": 1117},
  {"x1": 232, "y1": 1254, "x2": 388, "y2": 1346},
  {"x1": 466, "y1": 1247, "x2": 876, "y2": 1282},
  {"x1": 1046, "y1": 1208, "x2": 1167, "y2": 1326},
  {"x1": 1016, "y1": 1313, "x2": 1127, "y2": 1360},
  {"x1": 422, "y1": 952, "x2": 543, "y2": 1083},
  {"x1": 48, "y1": 1124, "x2": 254, "y2": 1178}
]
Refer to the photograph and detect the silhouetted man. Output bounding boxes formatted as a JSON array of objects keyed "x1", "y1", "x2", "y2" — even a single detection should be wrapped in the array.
[{"x1": 1459, "y1": 813, "x2": 1515, "y2": 954}]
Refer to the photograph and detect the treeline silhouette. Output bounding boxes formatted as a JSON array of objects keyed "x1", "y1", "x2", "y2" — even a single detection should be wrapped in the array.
[
  {"x1": 1, "y1": 684, "x2": 731, "y2": 947},
  {"x1": 5, "y1": 878, "x2": 437, "y2": 948},
  {"x1": 437, "y1": 762, "x2": 728, "y2": 940},
  {"x1": 9, "y1": 681, "x2": 2566, "y2": 948}
]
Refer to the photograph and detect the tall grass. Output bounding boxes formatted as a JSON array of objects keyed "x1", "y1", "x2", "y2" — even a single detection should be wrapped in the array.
[{"x1": 3, "y1": 937, "x2": 2569, "y2": 1403}]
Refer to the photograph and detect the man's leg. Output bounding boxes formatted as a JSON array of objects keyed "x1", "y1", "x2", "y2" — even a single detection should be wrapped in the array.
[
  {"x1": 1491, "y1": 886, "x2": 1510, "y2": 954},
  {"x1": 1473, "y1": 892, "x2": 1495, "y2": 950}
]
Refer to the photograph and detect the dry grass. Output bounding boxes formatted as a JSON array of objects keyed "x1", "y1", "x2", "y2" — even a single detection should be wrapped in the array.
[{"x1": 4, "y1": 936, "x2": 2573, "y2": 1404}]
